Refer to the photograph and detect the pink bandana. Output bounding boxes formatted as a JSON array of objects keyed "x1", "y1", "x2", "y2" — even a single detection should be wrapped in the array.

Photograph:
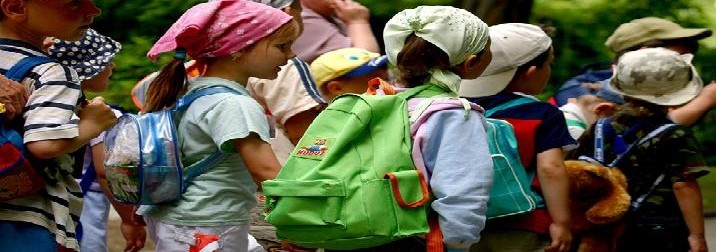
[{"x1": 147, "y1": 0, "x2": 292, "y2": 60}]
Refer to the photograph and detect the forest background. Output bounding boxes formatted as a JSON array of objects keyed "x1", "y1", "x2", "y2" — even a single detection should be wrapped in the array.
[{"x1": 91, "y1": 0, "x2": 716, "y2": 166}]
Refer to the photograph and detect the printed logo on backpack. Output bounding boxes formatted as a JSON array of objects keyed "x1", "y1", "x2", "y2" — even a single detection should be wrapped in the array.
[
  {"x1": 0, "y1": 56, "x2": 55, "y2": 201},
  {"x1": 103, "y1": 86, "x2": 239, "y2": 205},
  {"x1": 294, "y1": 137, "x2": 334, "y2": 160}
]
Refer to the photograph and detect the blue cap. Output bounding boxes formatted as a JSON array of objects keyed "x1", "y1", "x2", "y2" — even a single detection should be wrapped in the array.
[
  {"x1": 596, "y1": 79, "x2": 625, "y2": 104},
  {"x1": 342, "y1": 55, "x2": 389, "y2": 78}
]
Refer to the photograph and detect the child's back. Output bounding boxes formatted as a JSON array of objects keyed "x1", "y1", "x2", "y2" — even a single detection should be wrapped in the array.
[
  {"x1": 572, "y1": 47, "x2": 709, "y2": 252},
  {"x1": 460, "y1": 23, "x2": 575, "y2": 252}
]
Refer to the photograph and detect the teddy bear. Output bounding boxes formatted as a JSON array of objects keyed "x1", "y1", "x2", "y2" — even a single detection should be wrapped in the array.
[{"x1": 564, "y1": 160, "x2": 631, "y2": 252}]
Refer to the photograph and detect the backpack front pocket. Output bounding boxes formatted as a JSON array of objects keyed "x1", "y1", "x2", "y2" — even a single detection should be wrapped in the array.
[{"x1": 263, "y1": 179, "x2": 346, "y2": 227}]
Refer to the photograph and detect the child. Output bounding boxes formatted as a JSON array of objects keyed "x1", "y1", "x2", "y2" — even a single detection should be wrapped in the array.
[
  {"x1": 48, "y1": 29, "x2": 146, "y2": 252},
  {"x1": 559, "y1": 83, "x2": 624, "y2": 140},
  {"x1": 459, "y1": 23, "x2": 574, "y2": 252},
  {"x1": 382, "y1": 5, "x2": 493, "y2": 251},
  {"x1": 310, "y1": 47, "x2": 388, "y2": 101},
  {"x1": 139, "y1": 1, "x2": 297, "y2": 251},
  {"x1": 572, "y1": 47, "x2": 709, "y2": 252},
  {"x1": 0, "y1": 1, "x2": 117, "y2": 251}
]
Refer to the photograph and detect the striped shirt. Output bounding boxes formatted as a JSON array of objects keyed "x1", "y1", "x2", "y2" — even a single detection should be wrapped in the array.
[{"x1": 0, "y1": 38, "x2": 83, "y2": 251}]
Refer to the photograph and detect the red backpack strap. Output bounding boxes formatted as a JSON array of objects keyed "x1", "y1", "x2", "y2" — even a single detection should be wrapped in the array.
[{"x1": 426, "y1": 212, "x2": 445, "y2": 252}]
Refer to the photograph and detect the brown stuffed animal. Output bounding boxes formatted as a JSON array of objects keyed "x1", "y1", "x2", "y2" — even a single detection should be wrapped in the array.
[{"x1": 564, "y1": 160, "x2": 631, "y2": 252}]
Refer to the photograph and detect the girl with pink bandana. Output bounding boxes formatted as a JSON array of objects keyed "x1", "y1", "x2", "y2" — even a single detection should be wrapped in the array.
[{"x1": 138, "y1": 1, "x2": 299, "y2": 251}]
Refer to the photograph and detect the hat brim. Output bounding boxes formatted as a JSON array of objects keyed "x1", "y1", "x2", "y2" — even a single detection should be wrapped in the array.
[
  {"x1": 608, "y1": 68, "x2": 703, "y2": 106},
  {"x1": 659, "y1": 28, "x2": 713, "y2": 41},
  {"x1": 458, "y1": 68, "x2": 517, "y2": 97},
  {"x1": 342, "y1": 55, "x2": 389, "y2": 78}
]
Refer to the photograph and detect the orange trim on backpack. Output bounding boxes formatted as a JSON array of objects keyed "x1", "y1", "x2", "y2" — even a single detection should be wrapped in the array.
[
  {"x1": 365, "y1": 77, "x2": 396, "y2": 95},
  {"x1": 384, "y1": 169, "x2": 430, "y2": 208}
]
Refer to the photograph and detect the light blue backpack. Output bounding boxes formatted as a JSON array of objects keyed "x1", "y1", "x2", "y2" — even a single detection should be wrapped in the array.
[{"x1": 103, "y1": 86, "x2": 239, "y2": 205}]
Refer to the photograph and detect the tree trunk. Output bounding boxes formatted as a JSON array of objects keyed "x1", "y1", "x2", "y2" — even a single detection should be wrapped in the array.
[{"x1": 458, "y1": 0, "x2": 534, "y2": 25}]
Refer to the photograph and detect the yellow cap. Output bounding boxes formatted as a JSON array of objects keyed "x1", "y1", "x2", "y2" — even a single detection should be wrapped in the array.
[{"x1": 310, "y1": 48, "x2": 388, "y2": 89}]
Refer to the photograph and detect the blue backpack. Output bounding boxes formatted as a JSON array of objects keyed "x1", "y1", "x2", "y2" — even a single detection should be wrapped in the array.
[
  {"x1": 0, "y1": 56, "x2": 55, "y2": 201},
  {"x1": 482, "y1": 97, "x2": 545, "y2": 219},
  {"x1": 103, "y1": 86, "x2": 240, "y2": 205}
]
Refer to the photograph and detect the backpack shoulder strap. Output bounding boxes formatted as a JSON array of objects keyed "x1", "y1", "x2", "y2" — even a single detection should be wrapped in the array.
[
  {"x1": 593, "y1": 118, "x2": 615, "y2": 164},
  {"x1": 484, "y1": 97, "x2": 536, "y2": 118},
  {"x1": 173, "y1": 86, "x2": 243, "y2": 112},
  {"x1": 608, "y1": 123, "x2": 677, "y2": 167},
  {"x1": 6, "y1": 56, "x2": 55, "y2": 81},
  {"x1": 172, "y1": 85, "x2": 244, "y2": 191}
]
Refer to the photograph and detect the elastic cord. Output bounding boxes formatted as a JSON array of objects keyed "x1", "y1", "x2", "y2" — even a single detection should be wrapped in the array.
[{"x1": 174, "y1": 48, "x2": 187, "y2": 60}]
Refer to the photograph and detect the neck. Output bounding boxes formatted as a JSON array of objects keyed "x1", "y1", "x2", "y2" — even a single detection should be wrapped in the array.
[
  {"x1": 202, "y1": 59, "x2": 249, "y2": 86},
  {"x1": 0, "y1": 25, "x2": 45, "y2": 49}
]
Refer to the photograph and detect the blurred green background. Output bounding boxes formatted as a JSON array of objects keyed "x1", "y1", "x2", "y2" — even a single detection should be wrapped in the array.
[{"x1": 91, "y1": 1, "x2": 715, "y2": 207}]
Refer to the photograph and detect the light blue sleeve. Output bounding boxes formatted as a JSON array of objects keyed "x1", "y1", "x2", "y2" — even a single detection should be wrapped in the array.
[
  {"x1": 197, "y1": 94, "x2": 271, "y2": 153},
  {"x1": 420, "y1": 109, "x2": 493, "y2": 247}
]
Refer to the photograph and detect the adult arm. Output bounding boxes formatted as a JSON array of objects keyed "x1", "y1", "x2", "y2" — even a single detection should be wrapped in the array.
[
  {"x1": 669, "y1": 81, "x2": 716, "y2": 126},
  {"x1": 535, "y1": 148, "x2": 572, "y2": 252},
  {"x1": 0, "y1": 74, "x2": 27, "y2": 121},
  {"x1": 331, "y1": 0, "x2": 380, "y2": 53},
  {"x1": 92, "y1": 142, "x2": 146, "y2": 252}
]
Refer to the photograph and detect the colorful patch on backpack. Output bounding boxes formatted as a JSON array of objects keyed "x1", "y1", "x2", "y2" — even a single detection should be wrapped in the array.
[{"x1": 294, "y1": 137, "x2": 333, "y2": 160}]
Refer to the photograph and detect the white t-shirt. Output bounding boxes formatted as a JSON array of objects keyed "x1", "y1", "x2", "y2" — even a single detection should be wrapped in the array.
[{"x1": 246, "y1": 58, "x2": 326, "y2": 163}]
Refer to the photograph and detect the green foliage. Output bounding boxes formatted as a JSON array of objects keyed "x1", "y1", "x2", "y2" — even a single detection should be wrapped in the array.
[
  {"x1": 91, "y1": 0, "x2": 205, "y2": 112},
  {"x1": 701, "y1": 170, "x2": 716, "y2": 210},
  {"x1": 532, "y1": 0, "x2": 714, "y2": 88}
]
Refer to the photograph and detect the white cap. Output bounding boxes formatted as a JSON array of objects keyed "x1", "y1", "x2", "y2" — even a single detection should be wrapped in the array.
[{"x1": 459, "y1": 23, "x2": 552, "y2": 97}]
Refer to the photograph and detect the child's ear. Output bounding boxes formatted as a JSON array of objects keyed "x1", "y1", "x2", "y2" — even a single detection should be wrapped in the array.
[
  {"x1": 230, "y1": 51, "x2": 243, "y2": 61},
  {"x1": 593, "y1": 102, "x2": 616, "y2": 117},
  {"x1": 325, "y1": 80, "x2": 343, "y2": 96},
  {"x1": 524, "y1": 65, "x2": 539, "y2": 79},
  {"x1": 455, "y1": 54, "x2": 479, "y2": 78},
  {"x1": 1, "y1": 0, "x2": 28, "y2": 21}
]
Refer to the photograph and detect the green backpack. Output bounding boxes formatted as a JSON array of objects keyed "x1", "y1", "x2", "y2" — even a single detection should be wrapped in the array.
[{"x1": 262, "y1": 85, "x2": 443, "y2": 250}]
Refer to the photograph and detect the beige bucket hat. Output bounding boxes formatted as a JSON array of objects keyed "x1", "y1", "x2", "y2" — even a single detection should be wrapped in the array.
[{"x1": 608, "y1": 47, "x2": 703, "y2": 106}]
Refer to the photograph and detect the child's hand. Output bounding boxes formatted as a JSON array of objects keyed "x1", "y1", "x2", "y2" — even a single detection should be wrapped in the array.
[
  {"x1": 78, "y1": 96, "x2": 117, "y2": 131},
  {"x1": 120, "y1": 221, "x2": 146, "y2": 252},
  {"x1": 0, "y1": 74, "x2": 28, "y2": 121},
  {"x1": 687, "y1": 234, "x2": 707, "y2": 252},
  {"x1": 331, "y1": 0, "x2": 370, "y2": 25}
]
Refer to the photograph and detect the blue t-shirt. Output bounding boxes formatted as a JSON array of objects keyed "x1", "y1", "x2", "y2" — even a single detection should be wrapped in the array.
[{"x1": 143, "y1": 77, "x2": 270, "y2": 226}]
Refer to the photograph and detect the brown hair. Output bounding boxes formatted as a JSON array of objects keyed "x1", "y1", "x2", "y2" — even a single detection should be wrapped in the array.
[
  {"x1": 395, "y1": 34, "x2": 452, "y2": 88},
  {"x1": 142, "y1": 54, "x2": 188, "y2": 112},
  {"x1": 616, "y1": 97, "x2": 668, "y2": 118},
  {"x1": 514, "y1": 47, "x2": 552, "y2": 77}
]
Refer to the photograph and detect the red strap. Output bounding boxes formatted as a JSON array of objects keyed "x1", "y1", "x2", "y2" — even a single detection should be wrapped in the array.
[{"x1": 426, "y1": 213, "x2": 444, "y2": 252}]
